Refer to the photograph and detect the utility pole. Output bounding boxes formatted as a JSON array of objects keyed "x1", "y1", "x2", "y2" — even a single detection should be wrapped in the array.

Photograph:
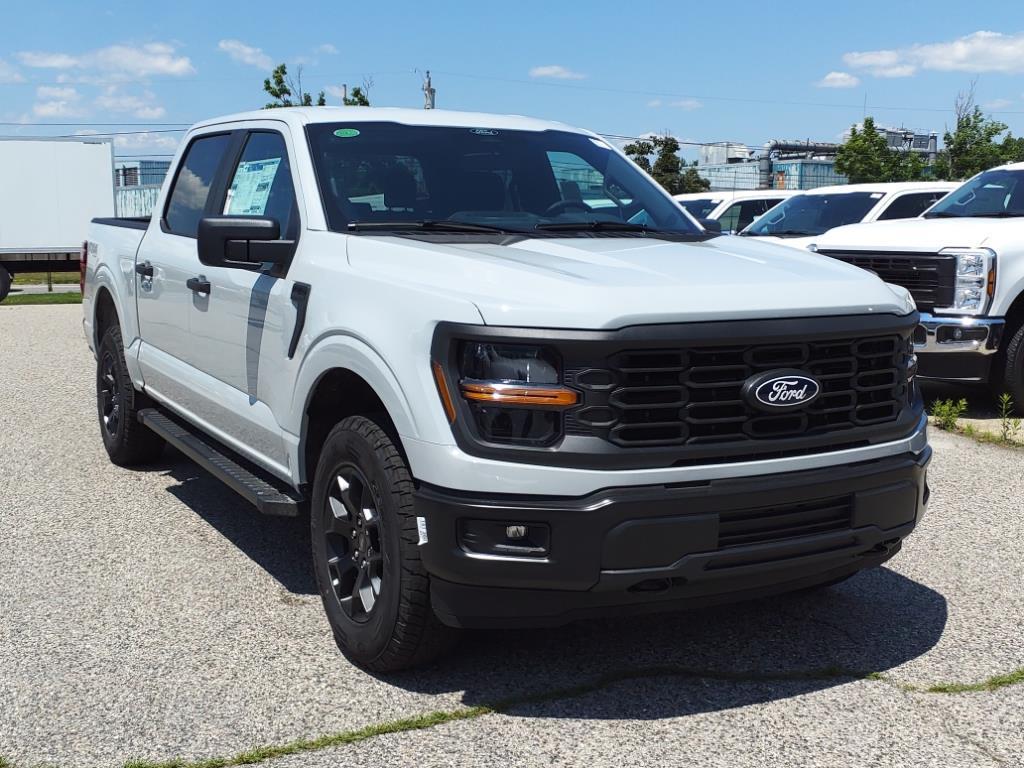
[{"x1": 422, "y1": 70, "x2": 436, "y2": 109}]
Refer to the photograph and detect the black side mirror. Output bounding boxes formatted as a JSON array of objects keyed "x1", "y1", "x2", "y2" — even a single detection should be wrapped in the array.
[
  {"x1": 698, "y1": 218, "x2": 722, "y2": 234},
  {"x1": 197, "y1": 216, "x2": 294, "y2": 269}
]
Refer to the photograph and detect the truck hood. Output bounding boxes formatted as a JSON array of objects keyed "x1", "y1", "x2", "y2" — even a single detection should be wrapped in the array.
[
  {"x1": 738, "y1": 234, "x2": 817, "y2": 251},
  {"x1": 347, "y1": 234, "x2": 913, "y2": 329},
  {"x1": 810, "y1": 217, "x2": 1017, "y2": 252}
]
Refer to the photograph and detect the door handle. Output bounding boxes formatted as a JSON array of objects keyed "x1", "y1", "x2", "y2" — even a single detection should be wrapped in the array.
[
  {"x1": 186, "y1": 276, "x2": 211, "y2": 294},
  {"x1": 134, "y1": 261, "x2": 153, "y2": 278}
]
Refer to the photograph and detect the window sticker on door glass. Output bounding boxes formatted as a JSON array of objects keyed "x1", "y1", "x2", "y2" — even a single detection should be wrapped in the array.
[{"x1": 224, "y1": 158, "x2": 282, "y2": 215}]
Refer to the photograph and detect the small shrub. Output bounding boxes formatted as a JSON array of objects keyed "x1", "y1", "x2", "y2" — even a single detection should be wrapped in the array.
[
  {"x1": 931, "y1": 398, "x2": 967, "y2": 431},
  {"x1": 997, "y1": 393, "x2": 1021, "y2": 443}
]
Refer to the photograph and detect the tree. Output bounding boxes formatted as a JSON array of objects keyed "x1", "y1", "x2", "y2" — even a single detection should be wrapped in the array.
[
  {"x1": 934, "y1": 81, "x2": 1008, "y2": 179},
  {"x1": 834, "y1": 117, "x2": 925, "y2": 183},
  {"x1": 624, "y1": 135, "x2": 709, "y2": 193},
  {"x1": 263, "y1": 63, "x2": 326, "y2": 109},
  {"x1": 343, "y1": 86, "x2": 370, "y2": 106}
]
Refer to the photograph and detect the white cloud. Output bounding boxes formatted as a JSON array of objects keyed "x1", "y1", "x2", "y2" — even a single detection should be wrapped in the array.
[
  {"x1": 16, "y1": 43, "x2": 194, "y2": 78},
  {"x1": 94, "y1": 87, "x2": 167, "y2": 119},
  {"x1": 843, "y1": 31, "x2": 1024, "y2": 78},
  {"x1": 983, "y1": 98, "x2": 1013, "y2": 110},
  {"x1": 0, "y1": 58, "x2": 25, "y2": 83},
  {"x1": 218, "y1": 39, "x2": 273, "y2": 70},
  {"x1": 528, "y1": 65, "x2": 585, "y2": 80},
  {"x1": 112, "y1": 131, "x2": 182, "y2": 153},
  {"x1": 647, "y1": 99, "x2": 662, "y2": 108},
  {"x1": 33, "y1": 85, "x2": 83, "y2": 117},
  {"x1": 324, "y1": 85, "x2": 346, "y2": 102},
  {"x1": 670, "y1": 98, "x2": 702, "y2": 110},
  {"x1": 315, "y1": 43, "x2": 339, "y2": 55},
  {"x1": 816, "y1": 71, "x2": 860, "y2": 88}
]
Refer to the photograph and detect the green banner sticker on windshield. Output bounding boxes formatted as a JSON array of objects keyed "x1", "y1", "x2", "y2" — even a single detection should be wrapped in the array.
[{"x1": 333, "y1": 128, "x2": 361, "y2": 138}]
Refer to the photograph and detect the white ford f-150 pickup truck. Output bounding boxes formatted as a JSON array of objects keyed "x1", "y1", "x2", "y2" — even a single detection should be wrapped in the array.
[
  {"x1": 83, "y1": 107, "x2": 930, "y2": 671},
  {"x1": 808, "y1": 163, "x2": 1024, "y2": 409}
]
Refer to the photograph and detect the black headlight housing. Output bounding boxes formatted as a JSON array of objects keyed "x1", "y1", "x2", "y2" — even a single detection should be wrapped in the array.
[{"x1": 431, "y1": 331, "x2": 579, "y2": 447}]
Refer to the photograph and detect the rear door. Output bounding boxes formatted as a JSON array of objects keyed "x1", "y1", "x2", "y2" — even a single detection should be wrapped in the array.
[{"x1": 136, "y1": 131, "x2": 235, "y2": 410}]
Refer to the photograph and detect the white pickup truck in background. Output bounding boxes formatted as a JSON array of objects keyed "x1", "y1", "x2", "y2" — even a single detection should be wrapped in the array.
[
  {"x1": 809, "y1": 163, "x2": 1024, "y2": 410},
  {"x1": 82, "y1": 107, "x2": 930, "y2": 671},
  {"x1": 739, "y1": 181, "x2": 958, "y2": 250},
  {"x1": 673, "y1": 189, "x2": 795, "y2": 234}
]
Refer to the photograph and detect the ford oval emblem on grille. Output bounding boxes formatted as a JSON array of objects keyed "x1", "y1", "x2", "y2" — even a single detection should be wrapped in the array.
[{"x1": 742, "y1": 369, "x2": 821, "y2": 411}]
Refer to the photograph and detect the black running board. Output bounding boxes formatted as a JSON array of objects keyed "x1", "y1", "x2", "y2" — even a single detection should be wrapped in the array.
[{"x1": 138, "y1": 408, "x2": 302, "y2": 516}]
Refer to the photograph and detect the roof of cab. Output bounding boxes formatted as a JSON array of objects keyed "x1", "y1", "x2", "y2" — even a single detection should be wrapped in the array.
[
  {"x1": 674, "y1": 189, "x2": 797, "y2": 202},
  {"x1": 794, "y1": 181, "x2": 959, "y2": 196},
  {"x1": 190, "y1": 106, "x2": 593, "y2": 136}
]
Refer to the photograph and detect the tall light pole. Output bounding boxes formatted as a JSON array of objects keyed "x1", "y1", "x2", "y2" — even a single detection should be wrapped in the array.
[{"x1": 423, "y1": 70, "x2": 436, "y2": 110}]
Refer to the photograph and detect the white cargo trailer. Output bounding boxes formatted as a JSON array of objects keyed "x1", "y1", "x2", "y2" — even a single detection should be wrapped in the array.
[{"x1": 0, "y1": 136, "x2": 115, "y2": 300}]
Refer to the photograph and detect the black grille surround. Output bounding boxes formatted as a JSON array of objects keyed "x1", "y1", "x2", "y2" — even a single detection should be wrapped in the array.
[
  {"x1": 432, "y1": 313, "x2": 923, "y2": 471},
  {"x1": 815, "y1": 250, "x2": 956, "y2": 313}
]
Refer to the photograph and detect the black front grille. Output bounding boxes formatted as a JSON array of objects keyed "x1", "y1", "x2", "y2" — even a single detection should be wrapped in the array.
[
  {"x1": 817, "y1": 250, "x2": 956, "y2": 312},
  {"x1": 718, "y1": 496, "x2": 852, "y2": 549},
  {"x1": 566, "y1": 334, "x2": 911, "y2": 449}
]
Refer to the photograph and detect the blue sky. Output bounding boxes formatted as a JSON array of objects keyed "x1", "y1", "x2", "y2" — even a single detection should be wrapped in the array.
[{"x1": 2, "y1": 0, "x2": 1024, "y2": 160}]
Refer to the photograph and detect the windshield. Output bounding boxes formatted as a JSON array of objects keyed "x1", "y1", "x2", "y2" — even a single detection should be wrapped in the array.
[
  {"x1": 305, "y1": 123, "x2": 704, "y2": 236},
  {"x1": 678, "y1": 198, "x2": 719, "y2": 219},
  {"x1": 924, "y1": 169, "x2": 1024, "y2": 218},
  {"x1": 742, "y1": 191, "x2": 880, "y2": 237}
]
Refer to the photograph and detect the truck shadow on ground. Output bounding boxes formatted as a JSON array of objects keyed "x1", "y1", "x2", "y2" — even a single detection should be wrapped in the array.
[{"x1": 158, "y1": 450, "x2": 948, "y2": 720}]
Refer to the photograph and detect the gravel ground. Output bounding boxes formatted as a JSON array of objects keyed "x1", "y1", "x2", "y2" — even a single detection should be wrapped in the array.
[{"x1": 1, "y1": 305, "x2": 1022, "y2": 768}]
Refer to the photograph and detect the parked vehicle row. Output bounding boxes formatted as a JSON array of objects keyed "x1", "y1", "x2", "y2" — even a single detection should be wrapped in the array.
[
  {"x1": 739, "y1": 182, "x2": 958, "y2": 249},
  {"x1": 83, "y1": 107, "x2": 930, "y2": 671},
  {"x1": 810, "y1": 164, "x2": 1024, "y2": 408}
]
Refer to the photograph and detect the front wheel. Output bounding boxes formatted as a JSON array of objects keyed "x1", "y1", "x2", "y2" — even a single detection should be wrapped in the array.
[
  {"x1": 996, "y1": 322, "x2": 1024, "y2": 415},
  {"x1": 0, "y1": 266, "x2": 11, "y2": 302},
  {"x1": 310, "y1": 415, "x2": 456, "y2": 672}
]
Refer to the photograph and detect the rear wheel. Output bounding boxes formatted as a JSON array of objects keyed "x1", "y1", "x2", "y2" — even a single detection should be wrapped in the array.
[
  {"x1": 96, "y1": 324, "x2": 164, "y2": 466},
  {"x1": 311, "y1": 415, "x2": 455, "y2": 672}
]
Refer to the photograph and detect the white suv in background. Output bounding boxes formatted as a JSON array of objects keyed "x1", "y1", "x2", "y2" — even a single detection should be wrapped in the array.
[
  {"x1": 740, "y1": 182, "x2": 958, "y2": 249},
  {"x1": 674, "y1": 190, "x2": 795, "y2": 233}
]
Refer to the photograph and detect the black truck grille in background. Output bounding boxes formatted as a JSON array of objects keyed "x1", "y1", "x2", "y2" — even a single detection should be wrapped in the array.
[
  {"x1": 816, "y1": 250, "x2": 956, "y2": 313},
  {"x1": 565, "y1": 334, "x2": 910, "y2": 449}
]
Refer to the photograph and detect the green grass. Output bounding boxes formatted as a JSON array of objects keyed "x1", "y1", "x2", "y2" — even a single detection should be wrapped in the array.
[
  {"x1": 925, "y1": 667, "x2": 1024, "y2": 694},
  {"x1": 1, "y1": 292, "x2": 82, "y2": 306},
  {"x1": 117, "y1": 663, "x2": 1024, "y2": 768},
  {"x1": 11, "y1": 270, "x2": 79, "y2": 285}
]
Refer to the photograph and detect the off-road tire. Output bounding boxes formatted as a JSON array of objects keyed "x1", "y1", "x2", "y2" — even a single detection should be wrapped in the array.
[
  {"x1": 96, "y1": 324, "x2": 164, "y2": 466},
  {"x1": 997, "y1": 321, "x2": 1024, "y2": 415},
  {"x1": 311, "y1": 415, "x2": 456, "y2": 672}
]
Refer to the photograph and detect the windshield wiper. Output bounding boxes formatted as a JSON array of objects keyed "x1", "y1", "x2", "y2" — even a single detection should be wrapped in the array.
[
  {"x1": 535, "y1": 220, "x2": 662, "y2": 233},
  {"x1": 923, "y1": 211, "x2": 963, "y2": 219},
  {"x1": 746, "y1": 229, "x2": 818, "y2": 237},
  {"x1": 347, "y1": 219, "x2": 524, "y2": 234},
  {"x1": 968, "y1": 211, "x2": 1024, "y2": 218}
]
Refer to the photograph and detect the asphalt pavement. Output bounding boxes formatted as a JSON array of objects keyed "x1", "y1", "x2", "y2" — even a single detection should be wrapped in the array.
[{"x1": 1, "y1": 305, "x2": 1022, "y2": 768}]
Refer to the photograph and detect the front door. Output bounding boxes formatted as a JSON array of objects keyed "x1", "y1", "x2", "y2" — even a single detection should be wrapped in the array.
[{"x1": 184, "y1": 129, "x2": 302, "y2": 474}]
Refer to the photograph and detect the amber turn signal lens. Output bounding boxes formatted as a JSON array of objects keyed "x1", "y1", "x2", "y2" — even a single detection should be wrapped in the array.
[
  {"x1": 459, "y1": 381, "x2": 578, "y2": 407},
  {"x1": 432, "y1": 362, "x2": 457, "y2": 423}
]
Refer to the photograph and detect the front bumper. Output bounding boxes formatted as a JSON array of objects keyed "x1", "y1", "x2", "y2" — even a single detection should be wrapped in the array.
[
  {"x1": 913, "y1": 312, "x2": 1004, "y2": 382},
  {"x1": 417, "y1": 446, "x2": 931, "y2": 628}
]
